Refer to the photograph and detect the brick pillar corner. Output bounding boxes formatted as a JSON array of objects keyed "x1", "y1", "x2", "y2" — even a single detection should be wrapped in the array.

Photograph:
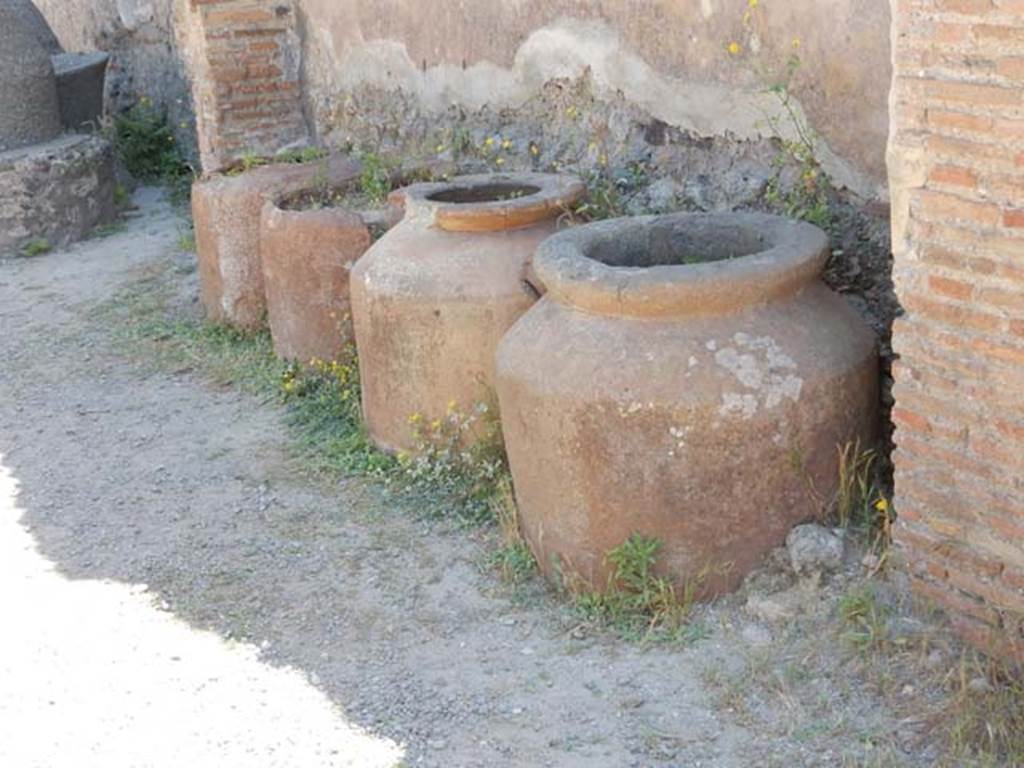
[
  {"x1": 175, "y1": 0, "x2": 309, "y2": 174},
  {"x1": 888, "y1": 0, "x2": 1024, "y2": 662}
]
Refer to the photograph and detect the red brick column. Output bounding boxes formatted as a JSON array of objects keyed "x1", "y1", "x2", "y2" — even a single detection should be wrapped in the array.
[
  {"x1": 179, "y1": 0, "x2": 309, "y2": 172},
  {"x1": 889, "y1": 0, "x2": 1024, "y2": 660}
]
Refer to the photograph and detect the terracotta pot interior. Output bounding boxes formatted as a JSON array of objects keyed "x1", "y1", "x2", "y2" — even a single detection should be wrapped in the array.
[
  {"x1": 426, "y1": 183, "x2": 542, "y2": 205},
  {"x1": 588, "y1": 220, "x2": 768, "y2": 268},
  {"x1": 276, "y1": 183, "x2": 355, "y2": 212}
]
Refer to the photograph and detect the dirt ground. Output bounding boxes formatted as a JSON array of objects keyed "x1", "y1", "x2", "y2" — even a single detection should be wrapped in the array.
[{"x1": 0, "y1": 189, "x2": 965, "y2": 767}]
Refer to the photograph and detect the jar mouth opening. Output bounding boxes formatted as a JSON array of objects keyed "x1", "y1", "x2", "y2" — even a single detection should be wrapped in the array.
[
  {"x1": 426, "y1": 182, "x2": 542, "y2": 205},
  {"x1": 583, "y1": 219, "x2": 768, "y2": 269},
  {"x1": 535, "y1": 213, "x2": 829, "y2": 318},
  {"x1": 401, "y1": 173, "x2": 586, "y2": 232}
]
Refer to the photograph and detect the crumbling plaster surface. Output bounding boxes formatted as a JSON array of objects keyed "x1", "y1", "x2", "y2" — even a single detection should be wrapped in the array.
[{"x1": 299, "y1": 0, "x2": 891, "y2": 200}]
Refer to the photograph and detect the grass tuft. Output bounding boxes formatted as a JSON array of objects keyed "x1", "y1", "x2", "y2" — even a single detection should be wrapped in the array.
[
  {"x1": 488, "y1": 476, "x2": 536, "y2": 584},
  {"x1": 940, "y1": 654, "x2": 1024, "y2": 765},
  {"x1": 572, "y1": 533, "x2": 704, "y2": 643},
  {"x1": 838, "y1": 584, "x2": 890, "y2": 654},
  {"x1": 20, "y1": 238, "x2": 52, "y2": 257}
]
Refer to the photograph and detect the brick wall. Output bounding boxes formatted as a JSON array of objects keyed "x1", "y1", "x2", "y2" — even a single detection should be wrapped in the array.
[
  {"x1": 178, "y1": 0, "x2": 308, "y2": 172},
  {"x1": 889, "y1": 0, "x2": 1024, "y2": 660}
]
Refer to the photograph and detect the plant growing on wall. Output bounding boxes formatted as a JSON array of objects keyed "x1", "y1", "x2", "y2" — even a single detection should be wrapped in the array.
[
  {"x1": 110, "y1": 98, "x2": 190, "y2": 187},
  {"x1": 728, "y1": 0, "x2": 832, "y2": 228}
]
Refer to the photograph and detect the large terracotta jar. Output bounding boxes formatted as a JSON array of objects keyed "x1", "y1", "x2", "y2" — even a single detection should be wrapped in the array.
[
  {"x1": 192, "y1": 155, "x2": 360, "y2": 330},
  {"x1": 350, "y1": 173, "x2": 585, "y2": 454},
  {"x1": 260, "y1": 185, "x2": 404, "y2": 364},
  {"x1": 496, "y1": 213, "x2": 879, "y2": 597}
]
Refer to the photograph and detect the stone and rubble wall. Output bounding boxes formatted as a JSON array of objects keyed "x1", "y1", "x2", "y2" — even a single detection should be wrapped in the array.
[
  {"x1": 0, "y1": 135, "x2": 117, "y2": 253},
  {"x1": 889, "y1": 0, "x2": 1024, "y2": 660},
  {"x1": 33, "y1": 0, "x2": 196, "y2": 159},
  {"x1": 296, "y1": 0, "x2": 892, "y2": 202},
  {"x1": 36, "y1": 0, "x2": 894, "y2": 199}
]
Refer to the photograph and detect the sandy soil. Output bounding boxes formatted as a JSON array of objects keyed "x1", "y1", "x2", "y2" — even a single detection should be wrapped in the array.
[{"x1": 0, "y1": 189, "x2": 948, "y2": 767}]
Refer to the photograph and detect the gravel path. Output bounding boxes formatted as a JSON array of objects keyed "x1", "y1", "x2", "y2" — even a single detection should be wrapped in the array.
[{"x1": 0, "y1": 189, "x2": 937, "y2": 767}]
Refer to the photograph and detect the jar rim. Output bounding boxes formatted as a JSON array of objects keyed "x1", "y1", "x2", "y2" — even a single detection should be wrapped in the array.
[
  {"x1": 535, "y1": 212, "x2": 830, "y2": 318},
  {"x1": 400, "y1": 172, "x2": 585, "y2": 233}
]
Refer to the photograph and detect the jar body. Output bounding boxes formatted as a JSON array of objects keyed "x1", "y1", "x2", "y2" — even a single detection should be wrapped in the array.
[
  {"x1": 260, "y1": 203, "x2": 374, "y2": 364},
  {"x1": 351, "y1": 218, "x2": 554, "y2": 453},
  {"x1": 192, "y1": 157, "x2": 359, "y2": 329},
  {"x1": 496, "y1": 284, "x2": 878, "y2": 596}
]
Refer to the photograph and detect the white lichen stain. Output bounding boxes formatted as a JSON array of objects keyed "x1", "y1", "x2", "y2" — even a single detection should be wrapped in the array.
[
  {"x1": 666, "y1": 425, "x2": 693, "y2": 458},
  {"x1": 715, "y1": 333, "x2": 804, "y2": 420},
  {"x1": 721, "y1": 393, "x2": 759, "y2": 419},
  {"x1": 623, "y1": 401, "x2": 644, "y2": 416}
]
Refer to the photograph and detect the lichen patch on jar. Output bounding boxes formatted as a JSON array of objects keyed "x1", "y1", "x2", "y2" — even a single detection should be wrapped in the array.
[{"x1": 714, "y1": 333, "x2": 804, "y2": 420}]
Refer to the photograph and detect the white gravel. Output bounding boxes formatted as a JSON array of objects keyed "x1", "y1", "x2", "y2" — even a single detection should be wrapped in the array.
[{"x1": 0, "y1": 459, "x2": 404, "y2": 768}]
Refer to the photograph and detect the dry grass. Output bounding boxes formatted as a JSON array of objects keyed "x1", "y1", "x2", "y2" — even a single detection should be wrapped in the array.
[
  {"x1": 933, "y1": 654, "x2": 1024, "y2": 766},
  {"x1": 487, "y1": 476, "x2": 536, "y2": 584}
]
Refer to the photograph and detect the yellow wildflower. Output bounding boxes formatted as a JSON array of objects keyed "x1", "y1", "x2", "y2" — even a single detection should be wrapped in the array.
[
  {"x1": 728, "y1": 41, "x2": 742, "y2": 56},
  {"x1": 875, "y1": 498, "x2": 889, "y2": 513}
]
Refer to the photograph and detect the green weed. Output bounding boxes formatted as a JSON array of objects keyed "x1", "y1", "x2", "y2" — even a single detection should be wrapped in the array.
[
  {"x1": 488, "y1": 476, "x2": 536, "y2": 584},
  {"x1": 89, "y1": 221, "x2": 127, "y2": 240},
  {"x1": 574, "y1": 533, "x2": 703, "y2": 643},
  {"x1": 834, "y1": 439, "x2": 893, "y2": 568},
  {"x1": 176, "y1": 229, "x2": 196, "y2": 253},
  {"x1": 838, "y1": 585, "x2": 890, "y2": 653},
  {"x1": 727, "y1": 5, "x2": 833, "y2": 228},
  {"x1": 20, "y1": 238, "x2": 52, "y2": 257},
  {"x1": 358, "y1": 152, "x2": 393, "y2": 205},
  {"x1": 110, "y1": 101, "x2": 191, "y2": 188},
  {"x1": 399, "y1": 400, "x2": 510, "y2": 526},
  {"x1": 224, "y1": 146, "x2": 328, "y2": 177},
  {"x1": 277, "y1": 146, "x2": 329, "y2": 165},
  {"x1": 279, "y1": 353, "x2": 394, "y2": 478}
]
